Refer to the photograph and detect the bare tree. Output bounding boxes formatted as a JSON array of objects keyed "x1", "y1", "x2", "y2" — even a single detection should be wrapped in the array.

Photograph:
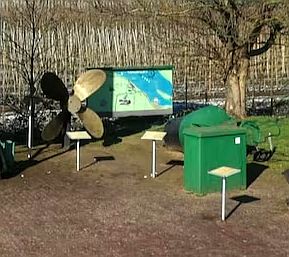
[
  {"x1": 3, "y1": 0, "x2": 59, "y2": 157},
  {"x1": 195, "y1": 0, "x2": 286, "y2": 118},
  {"x1": 136, "y1": 0, "x2": 287, "y2": 118},
  {"x1": 2, "y1": 0, "x2": 288, "y2": 123}
]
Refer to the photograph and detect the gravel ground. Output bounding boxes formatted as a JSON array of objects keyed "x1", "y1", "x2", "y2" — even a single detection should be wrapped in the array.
[{"x1": 0, "y1": 135, "x2": 288, "y2": 257}]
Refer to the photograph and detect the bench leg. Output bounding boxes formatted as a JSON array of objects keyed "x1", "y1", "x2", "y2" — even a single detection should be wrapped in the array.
[
  {"x1": 76, "y1": 140, "x2": 80, "y2": 171},
  {"x1": 151, "y1": 140, "x2": 157, "y2": 178},
  {"x1": 222, "y1": 177, "x2": 226, "y2": 221}
]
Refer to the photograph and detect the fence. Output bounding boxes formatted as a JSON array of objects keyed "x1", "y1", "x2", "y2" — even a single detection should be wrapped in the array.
[{"x1": 0, "y1": 0, "x2": 289, "y2": 108}]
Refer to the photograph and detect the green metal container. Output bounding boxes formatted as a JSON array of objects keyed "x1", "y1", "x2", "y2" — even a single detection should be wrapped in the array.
[
  {"x1": 0, "y1": 140, "x2": 15, "y2": 171},
  {"x1": 178, "y1": 106, "x2": 235, "y2": 147},
  {"x1": 87, "y1": 65, "x2": 173, "y2": 118},
  {"x1": 183, "y1": 126, "x2": 246, "y2": 195}
]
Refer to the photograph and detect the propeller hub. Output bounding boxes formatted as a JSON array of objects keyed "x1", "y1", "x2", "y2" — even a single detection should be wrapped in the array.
[{"x1": 68, "y1": 95, "x2": 81, "y2": 114}]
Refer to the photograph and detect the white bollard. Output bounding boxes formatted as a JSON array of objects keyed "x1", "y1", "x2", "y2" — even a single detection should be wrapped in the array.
[
  {"x1": 151, "y1": 140, "x2": 156, "y2": 178},
  {"x1": 28, "y1": 104, "x2": 32, "y2": 159},
  {"x1": 221, "y1": 176, "x2": 226, "y2": 221},
  {"x1": 76, "y1": 140, "x2": 80, "y2": 171}
]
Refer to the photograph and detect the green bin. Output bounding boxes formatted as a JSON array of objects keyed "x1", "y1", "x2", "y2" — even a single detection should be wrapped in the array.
[
  {"x1": 0, "y1": 140, "x2": 15, "y2": 174},
  {"x1": 183, "y1": 126, "x2": 246, "y2": 194}
]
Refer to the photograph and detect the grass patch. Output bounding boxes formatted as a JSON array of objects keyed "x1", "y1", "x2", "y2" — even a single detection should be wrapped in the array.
[{"x1": 246, "y1": 116, "x2": 289, "y2": 173}]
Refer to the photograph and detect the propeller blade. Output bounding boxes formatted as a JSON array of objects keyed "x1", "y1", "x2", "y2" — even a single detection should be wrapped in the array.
[
  {"x1": 40, "y1": 72, "x2": 69, "y2": 102},
  {"x1": 73, "y1": 69, "x2": 106, "y2": 101},
  {"x1": 41, "y1": 111, "x2": 69, "y2": 141},
  {"x1": 67, "y1": 94, "x2": 81, "y2": 114},
  {"x1": 78, "y1": 108, "x2": 104, "y2": 138}
]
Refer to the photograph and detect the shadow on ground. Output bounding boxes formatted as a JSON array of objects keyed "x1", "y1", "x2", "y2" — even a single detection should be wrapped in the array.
[
  {"x1": 102, "y1": 116, "x2": 165, "y2": 147},
  {"x1": 80, "y1": 156, "x2": 115, "y2": 170},
  {"x1": 1, "y1": 145, "x2": 72, "y2": 179},
  {"x1": 247, "y1": 162, "x2": 269, "y2": 188},
  {"x1": 0, "y1": 115, "x2": 166, "y2": 178},
  {"x1": 158, "y1": 159, "x2": 184, "y2": 176},
  {"x1": 226, "y1": 194, "x2": 261, "y2": 219}
]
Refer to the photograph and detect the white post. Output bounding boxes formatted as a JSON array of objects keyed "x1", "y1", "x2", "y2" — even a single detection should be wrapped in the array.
[
  {"x1": 27, "y1": 101, "x2": 32, "y2": 159},
  {"x1": 151, "y1": 140, "x2": 156, "y2": 178},
  {"x1": 268, "y1": 132, "x2": 273, "y2": 151},
  {"x1": 221, "y1": 176, "x2": 226, "y2": 221},
  {"x1": 76, "y1": 140, "x2": 80, "y2": 171}
]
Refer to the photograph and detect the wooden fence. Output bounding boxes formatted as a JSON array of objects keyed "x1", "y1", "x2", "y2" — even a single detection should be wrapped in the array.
[{"x1": 0, "y1": 0, "x2": 289, "y2": 108}]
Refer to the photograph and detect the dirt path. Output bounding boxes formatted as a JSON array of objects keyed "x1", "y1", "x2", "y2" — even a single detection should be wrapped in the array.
[{"x1": 0, "y1": 135, "x2": 288, "y2": 257}]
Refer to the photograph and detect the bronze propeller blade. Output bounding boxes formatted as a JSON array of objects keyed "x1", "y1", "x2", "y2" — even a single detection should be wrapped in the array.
[
  {"x1": 41, "y1": 111, "x2": 70, "y2": 141},
  {"x1": 73, "y1": 69, "x2": 106, "y2": 101},
  {"x1": 78, "y1": 108, "x2": 104, "y2": 138},
  {"x1": 40, "y1": 72, "x2": 69, "y2": 102}
]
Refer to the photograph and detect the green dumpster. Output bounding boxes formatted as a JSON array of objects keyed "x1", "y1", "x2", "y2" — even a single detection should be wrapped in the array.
[{"x1": 183, "y1": 126, "x2": 246, "y2": 194}]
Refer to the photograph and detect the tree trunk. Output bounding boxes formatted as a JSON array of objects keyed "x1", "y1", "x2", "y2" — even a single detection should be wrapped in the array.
[{"x1": 225, "y1": 49, "x2": 249, "y2": 119}]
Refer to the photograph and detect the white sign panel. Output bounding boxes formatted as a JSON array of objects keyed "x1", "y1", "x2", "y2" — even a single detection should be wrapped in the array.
[
  {"x1": 66, "y1": 131, "x2": 92, "y2": 140},
  {"x1": 141, "y1": 131, "x2": 167, "y2": 141}
]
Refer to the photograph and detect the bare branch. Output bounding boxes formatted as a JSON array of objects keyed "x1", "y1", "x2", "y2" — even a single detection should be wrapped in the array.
[{"x1": 249, "y1": 22, "x2": 283, "y2": 56}]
